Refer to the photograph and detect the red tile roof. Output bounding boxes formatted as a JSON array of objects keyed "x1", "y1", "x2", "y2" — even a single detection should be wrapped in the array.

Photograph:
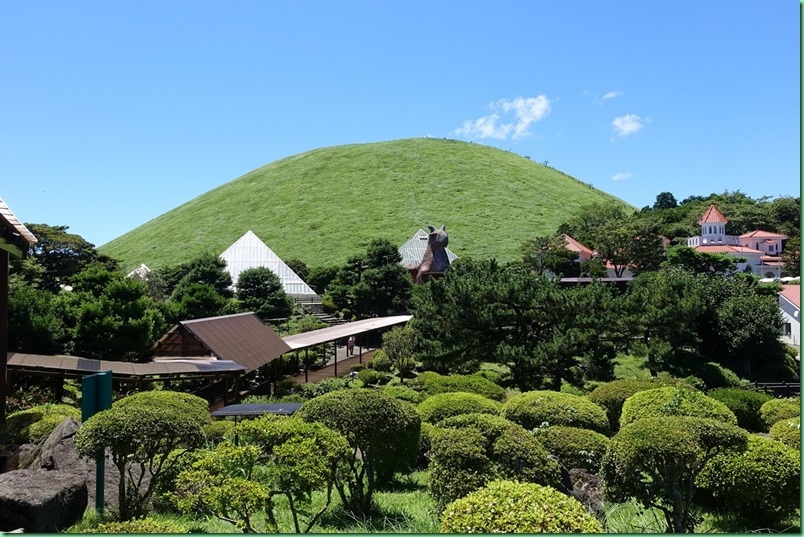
[
  {"x1": 561, "y1": 234, "x2": 593, "y2": 256},
  {"x1": 740, "y1": 229, "x2": 788, "y2": 240},
  {"x1": 697, "y1": 204, "x2": 728, "y2": 225},
  {"x1": 694, "y1": 244, "x2": 762, "y2": 254},
  {"x1": 780, "y1": 285, "x2": 800, "y2": 309}
]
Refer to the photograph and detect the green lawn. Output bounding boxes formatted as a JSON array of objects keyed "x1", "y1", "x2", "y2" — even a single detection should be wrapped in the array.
[{"x1": 100, "y1": 138, "x2": 632, "y2": 272}]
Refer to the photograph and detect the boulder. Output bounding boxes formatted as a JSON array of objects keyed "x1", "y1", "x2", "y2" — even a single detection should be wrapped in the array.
[
  {"x1": 568, "y1": 468, "x2": 605, "y2": 518},
  {"x1": 0, "y1": 469, "x2": 87, "y2": 532}
]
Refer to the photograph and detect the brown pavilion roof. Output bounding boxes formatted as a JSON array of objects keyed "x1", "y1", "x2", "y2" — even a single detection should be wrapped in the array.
[
  {"x1": 151, "y1": 312, "x2": 291, "y2": 372},
  {"x1": 0, "y1": 197, "x2": 37, "y2": 257}
]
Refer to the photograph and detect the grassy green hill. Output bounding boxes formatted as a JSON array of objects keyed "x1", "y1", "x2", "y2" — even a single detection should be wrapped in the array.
[{"x1": 101, "y1": 138, "x2": 633, "y2": 271}]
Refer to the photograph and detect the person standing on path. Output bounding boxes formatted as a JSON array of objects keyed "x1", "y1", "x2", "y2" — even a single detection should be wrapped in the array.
[{"x1": 347, "y1": 336, "x2": 355, "y2": 356}]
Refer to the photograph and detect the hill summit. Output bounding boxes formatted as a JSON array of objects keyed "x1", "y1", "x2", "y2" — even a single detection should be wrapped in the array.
[{"x1": 100, "y1": 138, "x2": 631, "y2": 271}]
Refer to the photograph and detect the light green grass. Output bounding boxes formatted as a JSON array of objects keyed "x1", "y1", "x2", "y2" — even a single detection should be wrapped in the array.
[{"x1": 100, "y1": 138, "x2": 632, "y2": 272}]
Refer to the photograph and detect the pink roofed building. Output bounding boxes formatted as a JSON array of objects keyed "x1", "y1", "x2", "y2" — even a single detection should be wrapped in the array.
[
  {"x1": 686, "y1": 204, "x2": 788, "y2": 278},
  {"x1": 779, "y1": 284, "x2": 800, "y2": 347}
]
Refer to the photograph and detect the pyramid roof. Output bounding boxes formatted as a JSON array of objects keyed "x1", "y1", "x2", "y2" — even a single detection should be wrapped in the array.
[
  {"x1": 561, "y1": 234, "x2": 594, "y2": 256},
  {"x1": 399, "y1": 228, "x2": 458, "y2": 267},
  {"x1": 698, "y1": 204, "x2": 728, "y2": 225},
  {"x1": 220, "y1": 231, "x2": 316, "y2": 296}
]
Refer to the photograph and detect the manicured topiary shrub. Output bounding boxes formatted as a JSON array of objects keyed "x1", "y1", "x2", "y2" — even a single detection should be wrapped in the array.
[
  {"x1": 381, "y1": 384, "x2": 424, "y2": 404},
  {"x1": 602, "y1": 416, "x2": 747, "y2": 533},
  {"x1": 768, "y1": 416, "x2": 800, "y2": 451},
  {"x1": 297, "y1": 377, "x2": 349, "y2": 399},
  {"x1": 83, "y1": 516, "x2": 190, "y2": 533},
  {"x1": 534, "y1": 425, "x2": 610, "y2": 472},
  {"x1": 203, "y1": 420, "x2": 235, "y2": 444},
  {"x1": 296, "y1": 388, "x2": 420, "y2": 514},
  {"x1": 0, "y1": 403, "x2": 81, "y2": 445},
  {"x1": 759, "y1": 396, "x2": 800, "y2": 430},
  {"x1": 366, "y1": 350, "x2": 392, "y2": 372},
  {"x1": 619, "y1": 387, "x2": 737, "y2": 429},
  {"x1": 440, "y1": 480, "x2": 604, "y2": 533},
  {"x1": 502, "y1": 390, "x2": 610, "y2": 435},
  {"x1": 697, "y1": 434, "x2": 800, "y2": 527},
  {"x1": 705, "y1": 388, "x2": 773, "y2": 432},
  {"x1": 693, "y1": 362, "x2": 744, "y2": 389},
  {"x1": 357, "y1": 368, "x2": 390, "y2": 386},
  {"x1": 113, "y1": 390, "x2": 210, "y2": 428},
  {"x1": 429, "y1": 413, "x2": 561, "y2": 509},
  {"x1": 417, "y1": 421, "x2": 435, "y2": 468},
  {"x1": 415, "y1": 370, "x2": 505, "y2": 401},
  {"x1": 587, "y1": 378, "x2": 695, "y2": 431},
  {"x1": 416, "y1": 391, "x2": 501, "y2": 424}
]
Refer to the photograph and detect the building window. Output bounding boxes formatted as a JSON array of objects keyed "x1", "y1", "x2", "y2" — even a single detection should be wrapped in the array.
[{"x1": 784, "y1": 323, "x2": 792, "y2": 337}]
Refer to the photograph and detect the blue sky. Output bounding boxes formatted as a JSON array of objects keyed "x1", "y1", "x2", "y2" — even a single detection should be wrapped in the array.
[{"x1": 1, "y1": 1, "x2": 799, "y2": 248}]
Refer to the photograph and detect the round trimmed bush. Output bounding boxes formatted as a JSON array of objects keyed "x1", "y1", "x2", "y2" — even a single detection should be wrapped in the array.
[
  {"x1": 415, "y1": 371, "x2": 505, "y2": 401},
  {"x1": 366, "y1": 350, "x2": 392, "y2": 372},
  {"x1": 381, "y1": 384, "x2": 424, "y2": 404},
  {"x1": 357, "y1": 369, "x2": 390, "y2": 386},
  {"x1": 534, "y1": 425, "x2": 610, "y2": 472},
  {"x1": 203, "y1": 420, "x2": 235, "y2": 444},
  {"x1": 417, "y1": 421, "x2": 435, "y2": 468},
  {"x1": 416, "y1": 392, "x2": 501, "y2": 424},
  {"x1": 0, "y1": 403, "x2": 81, "y2": 445},
  {"x1": 693, "y1": 362, "x2": 744, "y2": 389},
  {"x1": 440, "y1": 480, "x2": 603, "y2": 533},
  {"x1": 759, "y1": 396, "x2": 800, "y2": 430},
  {"x1": 297, "y1": 388, "x2": 420, "y2": 488},
  {"x1": 113, "y1": 390, "x2": 210, "y2": 428},
  {"x1": 697, "y1": 434, "x2": 800, "y2": 526},
  {"x1": 587, "y1": 378, "x2": 695, "y2": 431},
  {"x1": 768, "y1": 416, "x2": 800, "y2": 450},
  {"x1": 429, "y1": 413, "x2": 561, "y2": 508},
  {"x1": 502, "y1": 390, "x2": 610, "y2": 435},
  {"x1": 705, "y1": 388, "x2": 773, "y2": 432},
  {"x1": 619, "y1": 387, "x2": 737, "y2": 428}
]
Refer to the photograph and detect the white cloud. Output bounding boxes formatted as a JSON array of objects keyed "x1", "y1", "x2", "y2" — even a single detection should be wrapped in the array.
[
  {"x1": 602, "y1": 90, "x2": 622, "y2": 101},
  {"x1": 612, "y1": 114, "x2": 648, "y2": 138},
  {"x1": 612, "y1": 172, "x2": 632, "y2": 181},
  {"x1": 453, "y1": 95, "x2": 551, "y2": 141}
]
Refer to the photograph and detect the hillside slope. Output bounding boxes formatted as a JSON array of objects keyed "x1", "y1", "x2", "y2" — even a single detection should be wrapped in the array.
[{"x1": 101, "y1": 138, "x2": 632, "y2": 271}]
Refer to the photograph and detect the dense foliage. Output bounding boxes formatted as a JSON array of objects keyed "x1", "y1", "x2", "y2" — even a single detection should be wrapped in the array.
[
  {"x1": 586, "y1": 377, "x2": 690, "y2": 431},
  {"x1": 296, "y1": 388, "x2": 420, "y2": 514},
  {"x1": 533, "y1": 425, "x2": 610, "y2": 472},
  {"x1": 759, "y1": 396, "x2": 801, "y2": 430},
  {"x1": 440, "y1": 480, "x2": 604, "y2": 533},
  {"x1": 705, "y1": 388, "x2": 773, "y2": 432},
  {"x1": 428, "y1": 415, "x2": 561, "y2": 508},
  {"x1": 501, "y1": 390, "x2": 610, "y2": 435},
  {"x1": 697, "y1": 434, "x2": 800, "y2": 527},
  {"x1": 414, "y1": 371, "x2": 505, "y2": 401},
  {"x1": 768, "y1": 416, "x2": 800, "y2": 450},
  {"x1": 235, "y1": 266, "x2": 294, "y2": 320},
  {"x1": 602, "y1": 416, "x2": 747, "y2": 533},
  {"x1": 619, "y1": 386, "x2": 737, "y2": 428},
  {"x1": 74, "y1": 391, "x2": 208, "y2": 520},
  {"x1": 416, "y1": 391, "x2": 502, "y2": 424},
  {"x1": 0, "y1": 403, "x2": 81, "y2": 445}
]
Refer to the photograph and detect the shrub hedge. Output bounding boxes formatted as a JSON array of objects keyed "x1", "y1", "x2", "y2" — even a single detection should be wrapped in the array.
[
  {"x1": 416, "y1": 391, "x2": 501, "y2": 424},
  {"x1": 428, "y1": 413, "x2": 561, "y2": 509},
  {"x1": 357, "y1": 369, "x2": 390, "y2": 386},
  {"x1": 502, "y1": 390, "x2": 610, "y2": 435},
  {"x1": 440, "y1": 480, "x2": 603, "y2": 533},
  {"x1": 697, "y1": 434, "x2": 801, "y2": 526},
  {"x1": 415, "y1": 371, "x2": 506, "y2": 401},
  {"x1": 202, "y1": 420, "x2": 235, "y2": 444},
  {"x1": 82, "y1": 517, "x2": 190, "y2": 533},
  {"x1": 692, "y1": 362, "x2": 744, "y2": 390},
  {"x1": 587, "y1": 378, "x2": 695, "y2": 431},
  {"x1": 533, "y1": 425, "x2": 610, "y2": 473},
  {"x1": 759, "y1": 397, "x2": 800, "y2": 431},
  {"x1": 113, "y1": 390, "x2": 210, "y2": 428},
  {"x1": 381, "y1": 384, "x2": 424, "y2": 404},
  {"x1": 768, "y1": 416, "x2": 800, "y2": 451},
  {"x1": 0, "y1": 403, "x2": 81, "y2": 445},
  {"x1": 705, "y1": 388, "x2": 773, "y2": 432},
  {"x1": 619, "y1": 387, "x2": 737, "y2": 428}
]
